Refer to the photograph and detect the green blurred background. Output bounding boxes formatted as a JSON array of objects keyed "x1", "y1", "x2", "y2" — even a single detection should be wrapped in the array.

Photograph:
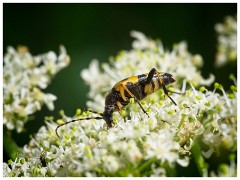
[{"x1": 3, "y1": 3, "x2": 237, "y2": 176}]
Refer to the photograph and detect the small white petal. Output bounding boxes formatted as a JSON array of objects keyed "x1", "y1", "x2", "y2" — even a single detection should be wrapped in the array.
[{"x1": 202, "y1": 148, "x2": 214, "y2": 159}]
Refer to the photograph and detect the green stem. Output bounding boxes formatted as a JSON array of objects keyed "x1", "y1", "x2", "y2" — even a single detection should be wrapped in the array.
[
  {"x1": 137, "y1": 157, "x2": 157, "y2": 174},
  {"x1": 3, "y1": 130, "x2": 22, "y2": 160},
  {"x1": 191, "y1": 137, "x2": 207, "y2": 176}
]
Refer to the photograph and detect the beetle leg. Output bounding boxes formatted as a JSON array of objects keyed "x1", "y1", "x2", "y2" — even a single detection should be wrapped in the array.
[
  {"x1": 120, "y1": 83, "x2": 149, "y2": 116},
  {"x1": 167, "y1": 89, "x2": 185, "y2": 95},
  {"x1": 162, "y1": 84, "x2": 177, "y2": 106},
  {"x1": 119, "y1": 85, "x2": 127, "y2": 101},
  {"x1": 116, "y1": 101, "x2": 124, "y2": 110},
  {"x1": 146, "y1": 68, "x2": 157, "y2": 84},
  {"x1": 147, "y1": 68, "x2": 179, "y2": 106},
  {"x1": 144, "y1": 68, "x2": 157, "y2": 95}
]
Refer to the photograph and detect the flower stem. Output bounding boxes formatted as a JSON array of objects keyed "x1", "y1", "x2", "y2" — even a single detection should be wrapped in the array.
[
  {"x1": 191, "y1": 137, "x2": 207, "y2": 176},
  {"x1": 137, "y1": 157, "x2": 157, "y2": 174},
  {"x1": 3, "y1": 130, "x2": 22, "y2": 160}
]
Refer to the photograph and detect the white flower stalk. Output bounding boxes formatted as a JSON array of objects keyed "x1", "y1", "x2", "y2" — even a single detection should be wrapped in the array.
[
  {"x1": 215, "y1": 15, "x2": 237, "y2": 67},
  {"x1": 3, "y1": 45, "x2": 70, "y2": 132},
  {"x1": 3, "y1": 31, "x2": 237, "y2": 177}
]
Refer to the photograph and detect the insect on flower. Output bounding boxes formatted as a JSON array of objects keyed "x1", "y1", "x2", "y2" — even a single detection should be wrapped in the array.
[
  {"x1": 55, "y1": 68, "x2": 183, "y2": 137},
  {"x1": 40, "y1": 151, "x2": 47, "y2": 167}
]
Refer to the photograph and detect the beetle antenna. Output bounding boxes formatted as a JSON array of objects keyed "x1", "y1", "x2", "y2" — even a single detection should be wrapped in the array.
[
  {"x1": 55, "y1": 116, "x2": 103, "y2": 138},
  {"x1": 85, "y1": 109, "x2": 104, "y2": 116}
]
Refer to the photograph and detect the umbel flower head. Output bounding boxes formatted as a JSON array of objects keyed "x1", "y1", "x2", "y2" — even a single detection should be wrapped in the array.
[
  {"x1": 215, "y1": 15, "x2": 237, "y2": 67},
  {"x1": 3, "y1": 31, "x2": 237, "y2": 177},
  {"x1": 3, "y1": 45, "x2": 70, "y2": 132}
]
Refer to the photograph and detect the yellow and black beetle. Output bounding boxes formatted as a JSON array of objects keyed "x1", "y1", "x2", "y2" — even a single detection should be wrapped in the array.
[{"x1": 56, "y1": 68, "x2": 182, "y2": 137}]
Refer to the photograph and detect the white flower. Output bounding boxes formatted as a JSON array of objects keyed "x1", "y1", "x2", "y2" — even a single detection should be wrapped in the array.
[
  {"x1": 130, "y1": 30, "x2": 158, "y2": 50},
  {"x1": 4, "y1": 31, "x2": 236, "y2": 177},
  {"x1": 3, "y1": 163, "x2": 11, "y2": 177},
  {"x1": 215, "y1": 15, "x2": 237, "y2": 67},
  {"x1": 150, "y1": 166, "x2": 166, "y2": 177},
  {"x1": 144, "y1": 130, "x2": 180, "y2": 166},
  {"x1": 102, "y1": 155, "x2": 120, "y2": 173},
  {"x1": 43, "y1": 94, "x2": 57, "y2": 111},
  {"x1": 3, "y1": 45, "x2": 69, "y2": 132}
]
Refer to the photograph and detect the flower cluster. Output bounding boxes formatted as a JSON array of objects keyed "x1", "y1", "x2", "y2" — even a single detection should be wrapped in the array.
[
  {"x1": 215, "y1": 15, "x2": 237, "y2": 67},
  {"x1": 3, "y1": 45, "x2": 70, "y2": 132},
  {"x1": 3, "y1": 31, "x2": 237, "y2": 177}
]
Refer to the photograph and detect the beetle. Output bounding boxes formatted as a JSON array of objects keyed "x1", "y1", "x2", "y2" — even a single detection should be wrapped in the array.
[
  {"x1": 40, "y1": 151, "x2": 47, "y2": 167},
  {"x1": 55, "y1": 68, "x2": 182, "y2": 137}
]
